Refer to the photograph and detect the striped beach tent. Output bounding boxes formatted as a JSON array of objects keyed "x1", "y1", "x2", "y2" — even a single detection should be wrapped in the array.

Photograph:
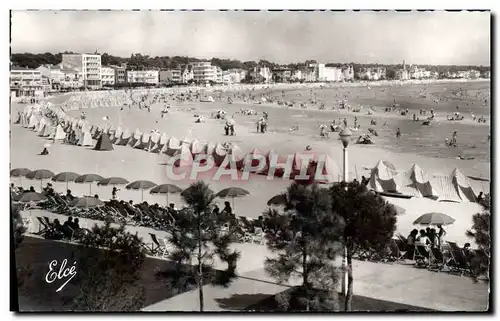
[
  {"x1": 430, "y1": 174, "x2": 462, "y2": 203},
  {"x1": 151, "y1": 132, "x2": 168, "y2": 153}
]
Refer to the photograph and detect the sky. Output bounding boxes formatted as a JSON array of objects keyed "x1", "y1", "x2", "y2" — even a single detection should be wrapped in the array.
[{"x1": 11, "y1": 10, "x2": 491, "y2": 65}]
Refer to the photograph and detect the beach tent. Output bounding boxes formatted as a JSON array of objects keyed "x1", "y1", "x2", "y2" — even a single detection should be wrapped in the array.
[
  {"x1": 409, "y1": 164, "x2": 436, "y2": 198},
  {"x1": 222, "y1": 144, "x2": 245, "y2": 170},
  {"x1": 310, "y1": 154, "x2": 342, "y2": 184},
  {"x1": 181, "y1": 136, "x2": 192, "y2": 146},
  {"x1": 54, "y1": 124, "x2": 67, "y2": 141},
  {"x1": 134, "y1": 133, "x2": 151, "y2": 150},
  {"x1": 164, "y1": 136, "x2": 181, "y2": 156},
  {"x1": 94, "y1": 133, "x2": 114, "y2": 151},
  {"x1": 151, "y1": 132, "x2": 168, "y2": 153},
  {"x1": 41, "y1": 124, "x2": 55, "y2": 137},
  {"x1": 37, "y1": 124, "x2": 47, "y2": 137},
  {"x1": 204, "y1": 142, "x2": 216, "y2": 156},
  {"x1": 173, "y1": 144, "x2": 194, "y2": 167},
  {"x1": 391, "y1": 170, "x2": 423, "y2": 197},
  {"x1": 90, "y1": 125, "x2": 98, "y2": 137},
  {"x1": 146, "y1": 132, "x2": 160, "y2": 152},
  {"x1": 92, "y1": 126, "x2": 102, "y2": 140},
  {"x1": 430, "y1": 174, "x2": 462, "y2": 203},
  {"x1": 213, "y1": 143, "x2": 228, "y2": 166},
  {"x1": 28, "y1": 114, "x2": 37, "y2": 129},
  {"x1": 107, "y1": 126, "x2": 117, "y2": 137},
  {"x1": 110, "y1": 126, "x2": 123, "y2": 144},
  {"x1": 452, "y1": 168, "x2": 476, "y2": 202},
  {"x1": 261, "y1": 149, "x2": 289, "y2": 177},
  {"x1": 190, "y1": 139, "x2": 204, "y2": 156},
  {"x1": 37, "y1": 118, "x2": 47, "y2": 134},
  {"x1": 127, "y1": 129, "x2": 142, "y2": 147},
  {"x1": 78, "y1": 129, "x2": 94, "y2": 147},
  {"x1": 244, "y1": 148, "x2": 266, "y2": 172}
]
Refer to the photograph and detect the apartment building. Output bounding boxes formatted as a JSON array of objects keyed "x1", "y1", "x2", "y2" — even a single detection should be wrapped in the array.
[
  {"x1": 160, "y1": 69, "x2": 182, "y2": 83},
  {"x1": 356, "y1": 67, "x2": 386, "y2": 81},
  {"x1": 126, "y1": 70, "x2": 159, "y2": 85},
  {"x1": 10, "y1": 66, "x2": 45, "y2": 97},
  {"x1": 61, "y1": 53, "x2": 102, "y2": 89},
  {"x1": 249, "y1": 66, "x2": 273, "y2": 83},
  {"x1": 192, "y1": 61, "x2": 218, "y2": 83},
  {"x1": 273, "y1": 67, "x2": 292, "y2": 82},
  {"x1": 110, "y1": 64, "x2": 127, "y2": 84},
  {"x1": 221, "y1": 69, "x2": 247, "y2": 85},
  {"x1": 100, "y1": 67, "x2": 116, "y2": 86}
]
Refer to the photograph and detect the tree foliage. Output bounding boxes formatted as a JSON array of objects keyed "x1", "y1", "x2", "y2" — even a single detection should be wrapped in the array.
[
  {"x1": 264, "y1": 182, "x2": 343, "y2": 311},
  {"x1": 69, "y1": 221, "x2": 147, "y2": 311},
  {"x1": 329, "y1": 181, "x2": 398, "y2": 311},
  {"x1": 12, "y1": 203, "x2": 27, "y2": 250},
  {"x1": 466, "y1": 193, "x2": 490, "y2": 281},
  {"x1": 167, "y1": 181, "x2": 240, "y2": 311}
]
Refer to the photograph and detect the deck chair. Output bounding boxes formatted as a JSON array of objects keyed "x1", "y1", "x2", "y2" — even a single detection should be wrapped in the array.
[
  {"x1": 36, "y1": 216, "x2": 50, "y2": 235},
  {"x1": 413, "y1": 245, "x2": 430, "y2": 267},
  {"x1": 387, "y1": 239, "x2": 407, "y2": 264},
  {"x1": 149, "y1": 233, "x2": 167, "y2": 257},
  {"x1": 428, "y1": 247, "x2": 447, "y2": 271},
  {"x1": 447, "y1": 242, "x2": 473, "y2": 276},
  {"x1": 43, "y1": 216, "x2": 52, "y2": 226},
  {"x1": 252, "y1": 227, "x2": 265, "y2": 245}
]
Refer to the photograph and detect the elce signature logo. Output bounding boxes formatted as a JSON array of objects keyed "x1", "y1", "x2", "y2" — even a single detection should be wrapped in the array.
[{"x1": 45, "y1": 259, "x2": 77, "y2": 292}]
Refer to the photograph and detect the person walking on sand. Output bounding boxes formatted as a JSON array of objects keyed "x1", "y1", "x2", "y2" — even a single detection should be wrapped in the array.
[
  {"x1": 343, "y1": 118, "x2": 348, "y2": 128},
  {"x1": 452, "y1": 131, "x2": 458, "y2": 146},
  {"x1": 396, "y1": 128, "x2": 401, "y2": 139}
]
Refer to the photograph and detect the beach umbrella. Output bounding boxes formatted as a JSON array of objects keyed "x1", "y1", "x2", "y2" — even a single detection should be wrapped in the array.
[
  {"x1": 75, "y1": 174, "x2": 105, "y2": 195},
  {"x1": 52, "y1": 172, "x2": 80, "y2": 191},
  {"x1": 13, "y1": 192, "x2": 47, "y2": 217},
  {"x1": 10, "y1": 168, "x2": 31, "y2": 186},
  {"x1": 150, "y1": 184, "x2": 183, "y2": 205},
  {"x1": 267, "y1": 194, "x2": 288, "y2": 206},
  {"x1": 126, "y1": 180, "x2": 157, "y2": 202},
  {"x1": 71, "y1": 196, "x2": 104, "y2": 208},
  {"x1": 413, "y1": 212, "x2": 455, "y2": 226},
  {"x1": 26, "y1": 169, "x2": 55, "y2": 191},
  {"x1": 97, "y1": 177, "x2": 130, "y2": 186},
  {"x1": 216, "y1": 187, "x2": 250, "y2": 210}
]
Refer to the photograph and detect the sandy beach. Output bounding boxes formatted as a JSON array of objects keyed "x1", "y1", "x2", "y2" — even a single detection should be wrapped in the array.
[{"x1": 11, "y1": 81, "x2": 490, "y2": 246}]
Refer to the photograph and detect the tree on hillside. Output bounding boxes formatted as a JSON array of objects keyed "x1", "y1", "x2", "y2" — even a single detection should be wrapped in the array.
[
  {"x1": 69, "y1": 221, "x2": 147, "y2": 311},
  {"x1": 167, "y1": 181, "x2": 240, "y2": 311},
  {"x1": 329, "y1": 181, "x2": 398, "y2": 311},
  {"x1": 466, "y1": 193, "x2": 491, "y2": 281},
  {"x1": 265, "y1": 182, "x2": 344, "y2": 311}
]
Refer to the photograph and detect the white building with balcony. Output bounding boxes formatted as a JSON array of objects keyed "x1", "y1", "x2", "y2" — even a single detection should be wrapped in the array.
[
  {"x1": 10, "y1": 66, "x2": 46, "y2": 97},
  {"x1": 192, "y1": 62, "x2": 218, "y2": 83},
  {"x1": 101, "y1": 66, "x2": 116, "y2": 86},
  {"x1": 61, "y1": 53, "x2": 102, "y2": 89},
  {"x1": 160, "y1": 69, "x2": 182, "y2": 83},
  {"x1": 126, "y1": 70, "x2": 159, "y2": 85}
]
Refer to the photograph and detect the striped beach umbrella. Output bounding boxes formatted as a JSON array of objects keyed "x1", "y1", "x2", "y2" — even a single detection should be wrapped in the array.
[
  {"x1": 26, "y1": 169, "x2": 55, "y2": 191},
  {"x1": 10, "y1": 168, "x2": 31, "y2": 186},
  {"x1": 75, "y1": 173, "x2": 105, "y2": 195},
  {"x1": 150, "y1": 184, "x2": 182, "y2": 205},
  {"x1": 52, "y1": 172, "x2": 80, "y2": 191}
]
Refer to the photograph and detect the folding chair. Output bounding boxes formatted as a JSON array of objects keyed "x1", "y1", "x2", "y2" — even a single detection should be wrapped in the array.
[
  {"x1": 447, "y1": 243, "x2": 474, "y2": 276},
  {"x1": 149, "y1": 233, "x2": 167, "y2": 257},
  {"x1": 387, "y1": 239, "x2": 407, "y2": 264},
  {"x1": 429, "y1": 246, "x2": 447, "y2": 271},
  {"x1": 413, "y1": 245, "x2": 430, "y2": 267},
  {"x1": 252, "y1": 227, "x2": 265, "y2": 245},
  {"x1": 36, "y1": 216, "x2": 50, "y2": 235}
]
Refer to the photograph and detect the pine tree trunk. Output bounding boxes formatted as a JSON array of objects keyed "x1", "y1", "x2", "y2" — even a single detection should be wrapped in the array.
[
  {"x1": 197, "y1": 212, "x2": 204, "y2": 312},
  {"x1": 303, "y1": 250, "x2": 309, "y2": 311},
  {"x1": 344, "y1": 253, "x2": 353, "y2": 312}
]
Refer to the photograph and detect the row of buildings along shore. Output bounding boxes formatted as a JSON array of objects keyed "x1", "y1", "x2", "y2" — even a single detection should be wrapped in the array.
[{"x1": 10, "y1": 53, "x2": 491, "y2": 98}]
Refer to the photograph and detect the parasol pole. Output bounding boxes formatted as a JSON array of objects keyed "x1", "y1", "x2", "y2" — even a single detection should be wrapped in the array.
[
  {"x1": 232, "y1": 196, "x2": 235, "y2": 211},
  {"x1": 89, "y1": 183, "x2": 92, "y2": 195},
  {"x1": 40, "y1": 179, "x2": 43, "y2": 191},
  {"x1": 66, "y1": 180, "x2": 69, "y2": 191},
  {"x1": 166, "y1": 193, "x2": 169, "y2": 206}
]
